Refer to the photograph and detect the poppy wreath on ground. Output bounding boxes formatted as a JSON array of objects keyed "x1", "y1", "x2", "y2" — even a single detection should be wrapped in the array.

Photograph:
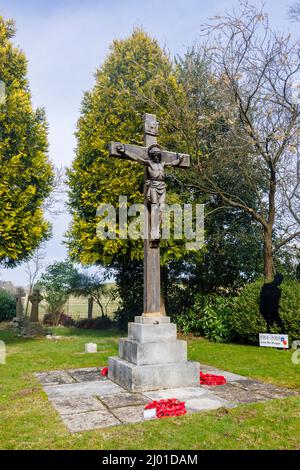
[
  {"x1": 101, "y1": 367, "x2": 108, "y2": 376},
  {"x1": 200, "y1": 371, "x2": 226, "y2": 386},
  {"x1": 145, "y1": 399, "x2": 187, "y2": 418}
]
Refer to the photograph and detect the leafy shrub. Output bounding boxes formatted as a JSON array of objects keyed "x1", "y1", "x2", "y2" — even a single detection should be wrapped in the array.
[
  {"x1": 176, "y1": 294, "x2": 233, "y2": 342},
  {"x1": 76, "y1": 315, "x2": 114, "y2": 330},
  {"x1": 0, "y1": 290, "x2": 16, "y2": 322},
  {"x1": 176, "y1": 307, "x2": 203, "y2": 336},
  {"x1": 198, "y1": 296, "x2": 233, "y2": 343},
  {"x1": 230, "y1": 279, "x2": 300, "y2": 344},
  {"x1": 229, "y1": 279, "x2": 266, "y2": 344},
  {"x1": 114, "y1": 305, "x2": 138, "y2": 330},
  {"x1": 43, "y1": 312, "x2": 75, "y2": 327},
  {"x1": 177, "y1": 279, "x2": 300, "y2": 344},
  {"x1": 278, "y1": 280, "x2": 300, "y2": 340}
]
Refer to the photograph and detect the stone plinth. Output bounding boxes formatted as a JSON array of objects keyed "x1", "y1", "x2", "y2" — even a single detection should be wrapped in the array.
[
  {"x1": 108, "y1": 317, "x2": 200, "y2": 392},
  {"x1": 11, "y1": 315, "x2": 26, "y2": 334},
  {"x1": 23, "y1": 321, "x2": 45, "y2": 337}
]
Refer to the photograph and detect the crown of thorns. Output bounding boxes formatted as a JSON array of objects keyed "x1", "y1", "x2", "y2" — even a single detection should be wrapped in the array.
[{"x1": 147, "y1": 144, "x2": 162, "y2": 154}]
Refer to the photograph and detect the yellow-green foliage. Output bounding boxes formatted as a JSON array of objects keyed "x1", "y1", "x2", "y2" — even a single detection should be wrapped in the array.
[
  {"x1": 67, "y1": 29, "x2": 188, "y2": 266},
  {"x1": 0, "y1": 16, "x2": 54, "y2": 266}
]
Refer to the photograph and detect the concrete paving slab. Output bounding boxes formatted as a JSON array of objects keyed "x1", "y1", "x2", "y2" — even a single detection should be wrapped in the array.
[
  {"x1": 44, "y1": 380, "x2": 124, "y2": 399},
  {"x1": 112, "y1": 405, "x2": 146, "y2": 424},
  {"x1": 50, "y1": 396, "x2": 106, "y2": 415},
  {"x1": 68, "y1": 367, "x2": 105, "y2": 382},
  {"x1": 144, "y1": 386, "x2": 209, "y2": 401},
  {"x1": 185, "y1": 395, "x2": 231, "y2": 412},
  {"x1": 232, "y1": 379, "x2": 298, "y2": 398},
  {"x1": 61, "y1": 410, "x2": 120, "y2": 433},
  {"x1": 100, "y1": 392, "x2": 149, "y2": 409},
  {"x1": 206, "y1": 383, "x2": 269, "y2": 404},
  {"x1": 34, "y1": 370, "x2": 75, "y2": 386}
]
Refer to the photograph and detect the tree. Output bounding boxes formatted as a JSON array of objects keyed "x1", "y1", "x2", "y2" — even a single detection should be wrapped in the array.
[
  {"x1": 143, "y1": 45, "x2": 266, "y2": 292},
  {"x1": 24, "y1": 244, "x2": 46, "y2": 315},
  {"x1": 161, "y1": 3, "x2": 300, "y2": 282},
  {"x1": 66, "y1": 28, "x2": 198, "y2": 322},
  {"x1": 66, "y1": 28, "x2": 187, "y2": 266},
  {"x1": 70, "y1": 270, "x2": 115, "y2": 318},
  {"x1": 0, "y1": 289, "x2": 16, "y2": 322},
  {"x1": 111, "y1": 258, "x2": 144, "y2": 329},
  {"x1": 38, "y1": 261, "x2": 77, "y2": 325},
  {"x1": 43, "y1": 166, "x2": 65, "y2": 217},
  {"x1": 288, "y1": 1, "x2": 300, "y2": 21},
  {"x1": 0, "y1": 16, "x2": 54, "y2": 267}
]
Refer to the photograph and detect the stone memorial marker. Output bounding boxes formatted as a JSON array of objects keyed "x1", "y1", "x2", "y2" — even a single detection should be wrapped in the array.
[
  {"x1": 108, "y1": 114, "x2": 200, "y2": 391},
  {"x1": 11, "y1": 287, "x2": 26, "y2": 333},
  {"x1": 0, "y1": 340, "x2": 6, "y2": 364},
  {"x1": 19, "y1": 287, "x2": 45, "y2": 337},
  {"x1": 85, "y1": 343, "x2": 97, "y2": 353},
  {"x1": 15, "y1": 287, "x2": 25, "y2": 318},
  {"x1": 29, "y1": 287, "x2": 43, "y2": 323}
]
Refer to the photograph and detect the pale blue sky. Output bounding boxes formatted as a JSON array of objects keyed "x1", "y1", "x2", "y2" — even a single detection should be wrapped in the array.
[{"x1": 0, "y1": 0, "x2": 298, "y2": 285}]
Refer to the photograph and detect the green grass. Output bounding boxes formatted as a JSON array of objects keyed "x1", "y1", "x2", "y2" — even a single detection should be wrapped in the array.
[{"x1": 0, "y1": 324, "x2": 299, "y2": 450}]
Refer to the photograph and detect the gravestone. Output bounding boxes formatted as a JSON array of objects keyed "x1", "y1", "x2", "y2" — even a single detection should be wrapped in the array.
[
  {"x1": 21, "y1": 287, "x2": 45, "y2": 337},
  {"x1": 11, "y1": 287, "x2": 26, "y2": 333},
  {"x1": 29, "y1": 288, "x2": 43, "y2": 322},
  {"x1": 108, "y1": 114, "x2": 200, "y2": 391},
  {"x1": 0, "y1": 340, "x2": 6, "y2": 364}
]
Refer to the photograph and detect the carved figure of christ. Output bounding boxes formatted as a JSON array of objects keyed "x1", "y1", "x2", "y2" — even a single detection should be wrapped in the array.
[{"x1": 114, "y1": 142, "x2": 183, "y2": 241}]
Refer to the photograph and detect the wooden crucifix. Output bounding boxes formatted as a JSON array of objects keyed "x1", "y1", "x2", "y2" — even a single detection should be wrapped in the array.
[{"x1": 109, "y1": 114, "x2": 190, "y2": 317}]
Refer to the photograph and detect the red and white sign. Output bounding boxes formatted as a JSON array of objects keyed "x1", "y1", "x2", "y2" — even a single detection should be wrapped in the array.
[{"x1": 259, "y1": 333, "x2": 289, "y2": 349}]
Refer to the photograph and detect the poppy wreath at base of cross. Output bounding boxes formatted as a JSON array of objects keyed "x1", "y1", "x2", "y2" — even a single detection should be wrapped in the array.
[
  {"x1": 200, "y1": 371, "x2": 226, "y2": 386},
  {"x1": 100, "y1": 367, "x2": 109, "y2": 377},
  {"x1": 144, "y1": 399, "x2": 187, "y2": 418}
]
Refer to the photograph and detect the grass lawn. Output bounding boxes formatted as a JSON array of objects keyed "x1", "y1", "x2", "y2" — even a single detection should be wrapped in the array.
[{"x1": 0, "y1": 324, "x2": 299, "y2": 450}]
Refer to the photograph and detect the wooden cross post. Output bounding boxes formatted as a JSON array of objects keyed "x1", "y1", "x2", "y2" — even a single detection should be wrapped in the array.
[{"x1": 109, "y1": 113, "x2": 190, "y2": 317}]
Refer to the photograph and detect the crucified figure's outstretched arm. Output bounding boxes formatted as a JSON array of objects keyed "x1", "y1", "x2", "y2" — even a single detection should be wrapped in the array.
[
  {"x1": 164, "y1": 153, "x2": 184, "y2": 167},
  {"x1": 115, "y1": 143, "x2": 149, "y2": 165}
]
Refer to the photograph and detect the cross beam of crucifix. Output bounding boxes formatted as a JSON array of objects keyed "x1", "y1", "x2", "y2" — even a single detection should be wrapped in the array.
[{"x1": 109, "y1": 114, "x2": 190, "y2": 317}]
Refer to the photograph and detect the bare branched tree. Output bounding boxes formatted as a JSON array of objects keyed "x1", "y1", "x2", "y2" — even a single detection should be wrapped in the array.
[
  {"x1": 128, "y1": 2, "x2": 300, "y2": 281},
  {"x1": 288, "y1": 1, "x2": 300, "y2": 21},
  {"x1": 43, "y1": 166, "x2": 66, "y2": 217},
  {"x1": 193, "y1": 3, "x2": 300, "y2": 280},
  {"x1": 151, "y1": 1, "x2": 300, "y2": 281},
  {"x1": 24, "y1": 244, "x2": 46, "y2": 315}
]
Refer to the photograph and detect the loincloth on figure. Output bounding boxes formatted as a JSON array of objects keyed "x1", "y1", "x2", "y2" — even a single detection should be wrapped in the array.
[{"x1": 145, "y1": 180, "x2": 166, "y2": 204}]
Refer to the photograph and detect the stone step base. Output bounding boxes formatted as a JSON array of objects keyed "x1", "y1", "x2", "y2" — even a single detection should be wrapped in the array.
[
  {"x1": 128, "y1": 322, "x2": 177, "y2": 342},
  {"x1": 119, "y1": 338, "x2": 187, "y2": 365},
  {"x1": 134, "y1": 316, "x2": 171, "y2": 324},
  {"x1": 108, "y1": 356, "x2": 200, "y2": 392}
]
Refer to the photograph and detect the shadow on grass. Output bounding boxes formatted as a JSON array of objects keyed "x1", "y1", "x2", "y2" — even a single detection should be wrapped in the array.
[
  {"x1": 50, "y1": 326, "x2": 122, "y2": 339},
  {"x1": 0, "y1": 329, "x2": 38, "y2": 346},
  {"x1": 0, "y1": 324, "x2": 122, "y2": 345}
]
